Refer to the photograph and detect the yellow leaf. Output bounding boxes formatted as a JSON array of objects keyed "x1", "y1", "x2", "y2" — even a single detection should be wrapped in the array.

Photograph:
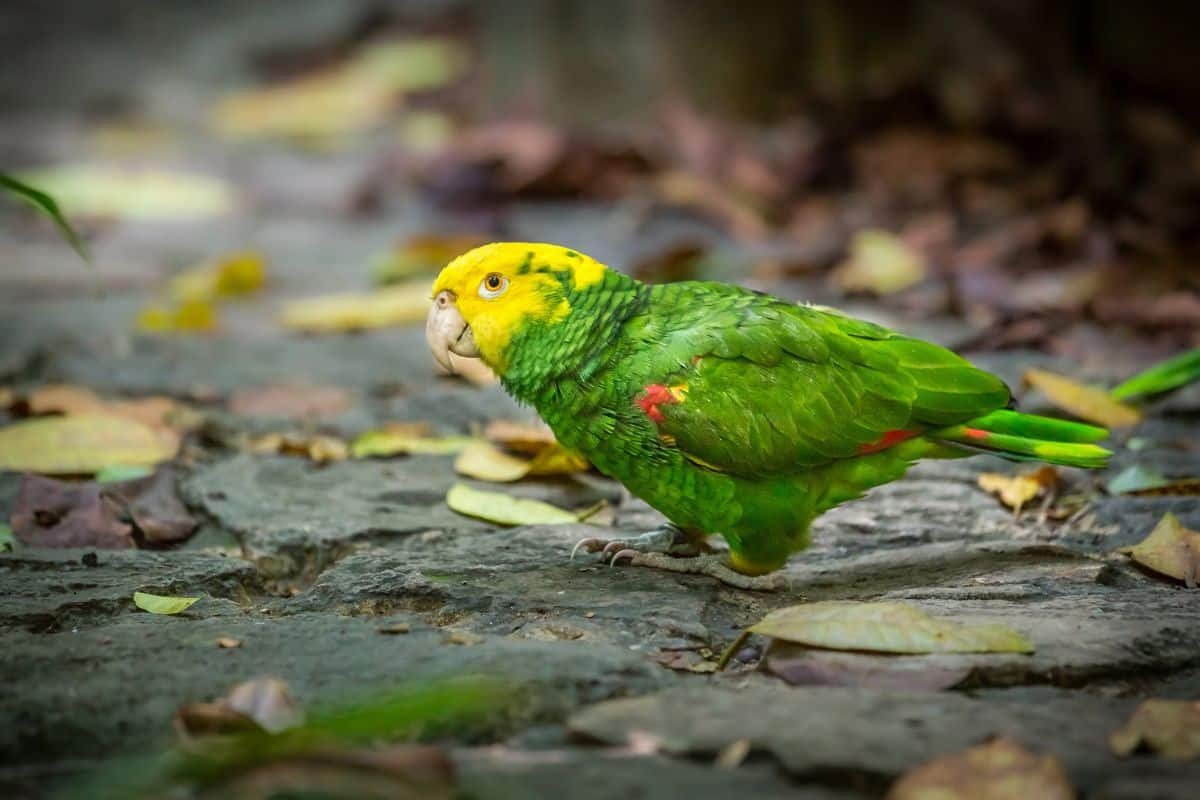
[
  {"x1": 749, "y1": 601, "x2": 1034, "y2": 654},
  {"x1": 455, "y1": 441, "x2": 532, "y2": 482},
  {"x1": 1023, "y1": 369, "x2": 1142, "y2": 428},
  {"x1": 134, "y1": 591, "x2": 199, "y2": 615},
  {"x1": 525, "y1": 445, "x2": 590, "y2": 476},
  {"x1": 136, "y1": 298, "x2": 219, "y2": 333},
  {"x1": 1119, "y1": 512, "x2": 1200, "y2": 588},
  {"x1": 1109, "y1": 699, "x2": 1200, "y2": 759},
  {"x1": 249, "y1": 433, "x2": 348, "y2": 464},
  {"x1": 977, "y1": 467, "x2": 1058, "y2": 513},
  {"x1": 279, "y1": 282, "x2": 431, "y2": 332},
  {"x1": 372, "y1": 233, "x2": 489, "y2": 286},
  {"x1": 445, "y1": 483, "x2": 577, "y2": 526},
  {"x1": 0, "y1": 414, "x2": 178, "y2": 474},
  {"x1": 18, "y1": 165, "x2": 236, "y2": 221},
  {"x1": 212, "y1": 37, "x2": 467, "y2": 142},
  {"x1": 169, "y1": 250, "x2": 267, "y2": 301},
  {"x1": 351, "y1": 430, "x2": 478, "y2": 458},
  {"x1": 832, "y1": 230, "x2": 927, "y2": 295},
  {"x1": 887, "y1": 738, "x2": 1073, "y2": 800}
]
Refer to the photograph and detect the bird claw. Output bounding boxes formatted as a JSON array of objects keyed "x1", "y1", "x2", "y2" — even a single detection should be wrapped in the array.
[
  {"x1": 569, "y1": 537, "x2": 608, "y2": 561},
  {"x1": 607, "y1": 548, "x2": 639, "y2": 567}
]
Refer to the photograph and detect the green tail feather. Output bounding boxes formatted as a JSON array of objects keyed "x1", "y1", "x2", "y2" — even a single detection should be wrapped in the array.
[{"x1": 931, "y1": 411, "x2": 1111, "y2": 469}]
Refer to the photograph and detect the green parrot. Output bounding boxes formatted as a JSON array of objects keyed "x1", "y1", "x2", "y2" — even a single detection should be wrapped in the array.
[{"x1": 426, "y1": 242, "x2": 1110, "y2": 589}]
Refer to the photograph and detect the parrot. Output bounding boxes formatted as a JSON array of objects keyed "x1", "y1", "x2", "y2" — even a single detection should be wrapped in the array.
[{"x1": 426, "y1": 242, "x2": 1111, "y2": 590}]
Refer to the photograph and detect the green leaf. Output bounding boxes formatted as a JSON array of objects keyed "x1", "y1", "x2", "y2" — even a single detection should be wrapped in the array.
[
  {"x1": 1111, "y1": 348, "x2": 1200, "y2": 402},
  {"x1": 134, "y1": 591, "x2": 200, "y2": 615},
  {"x1": 445, "y1": 483, "x2": 577, "y2": 526},
  {"x1": 94, "y1": 464, "x2": 155, "y2": 483},
  {"x1": 0, "y1": 172, "x2": 91, "y2": 263},
  {"x1": 0, "y1": 523, "x2": 14, "y2": 553},
  {"x1": 749, "y1": 600, "x2": 1034, "y2": 654}
]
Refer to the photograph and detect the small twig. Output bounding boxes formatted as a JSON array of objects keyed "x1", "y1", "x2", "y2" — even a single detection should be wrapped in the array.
[{"x1": 715, "y1": 629, "x2": 751, "y2": 672}]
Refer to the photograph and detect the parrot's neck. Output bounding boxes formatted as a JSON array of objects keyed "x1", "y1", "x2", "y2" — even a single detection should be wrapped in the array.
[{"x1": 499, "y1": 270, "x2": 645, "y2": 407}]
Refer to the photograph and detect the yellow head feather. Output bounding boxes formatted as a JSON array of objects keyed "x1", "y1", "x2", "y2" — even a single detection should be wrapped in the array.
[{"x1": 430, "y1": 242, "x2": 607, "y2": 371}]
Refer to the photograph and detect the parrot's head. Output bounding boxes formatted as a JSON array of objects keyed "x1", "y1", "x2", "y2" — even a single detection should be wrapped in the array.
[{"x1": 426, "y1": 242, "x2": 607, "y2": 375}]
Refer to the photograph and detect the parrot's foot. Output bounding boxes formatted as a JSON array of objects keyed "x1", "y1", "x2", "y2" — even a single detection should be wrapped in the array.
[
  {"x1": 570, "y1": 523, "x2": 705, "y2": 562},
  {"x1": 608, "y1": 552, "x2": 790, "y2": 592}
]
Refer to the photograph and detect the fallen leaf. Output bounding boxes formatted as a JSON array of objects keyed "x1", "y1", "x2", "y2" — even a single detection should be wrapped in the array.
[
  {"x1": 1109, "y1": 699, "x2": 1200, "y2": 759},
  {"x1": 25, "y1": 385, "x2": 184, "y2": 435},
  {"x1": 652, "y1": 170, "x2": 768, "y2": 240},
  {"x1": 105, "y1": 467, "x2": 197, "y2": 544},
  {"x1": 279, "y1": 282, "x2": 431, "y2": 332},
  {"x1": 372, "y1": 233, "x2": 489, "y2": 286},
  {"x1": 525, "y1": 445, "x2": 590, "y2": 476},
  {"x1": 483, "y1": 419, "x2": 557, "y2": 455},
  {"x1": 713, "y1": 739, "x2": 751, "y2": 769},
  {"x1": 176, "y1": 676, "x2": 304, "y2": 737},
  {"x1": 445, "y1": 483, "x2": 577, "y2": 526},
  {"x1": 217, "y1": 637, "x2": 242, "y2": 649},
  {"x1": 168, "y1": 250, "x2": 267, "y2": 302},
  {"x1": 977, "y1": 467, "x2": 1058, "y2": 513},
  {"x1": 446, "y1": 630, "x2": 484, "y2": 646},
  {"x1": 0, "y1": 414, "x2": 178, "y2": 474},
  {"x1": 0, "y1": 523, "x2": 15, "y2": 552},
  {"x1": 352, "y1": 430, "x2": 477, "y2": 458},
  {"x1": 378, "y1": 622, "x2": 411, "y2": 635},
  {"x1": 454, "y1": 441, "x2": 532, "y2": 482},
  {"x1": 213, "y1": 37, "x2": 467, "y2": 142},
  {"x1": 887, "y1": 738, "x2": 1074, "y2": 800},
  {"x1": 1023, "y1": 369, "x2": 1142, "y2": 428},
  {"x1": 11, "y1": 474, "x2": 133, "y2": 549},
  {"x1": 134, "y1": 591, "x2": 200, "y2": 615},
  {"x1": 229, "y1": 385, "x2": 351, "y2": 420},
  {"x1": 749, "y1": 601, "x2": 1034, "y2": 654},
  {"x1": 250, "y1": 433, "x2": 349, "y2": 464},
  {"x1": 832, "y1": 230, "x2": 927, "y2": 295},
  {"x1": 763, "y1": 643, "x2": 971, "y2": 691},
  {"x1": 135, "y1": 298, "x2": 219, "y2": 333},
  {"x1": 93, "y1": 464, "x2": 154, "y2": 483},
  {"x1": 1119, "y1": 513, "x2": 1200, "y2": 588},
  {"x1": 1106, "y1": 464, "x2": 1170, "y2": 495},
  {"x1": 1126, "y1": 479, "x2": 1200, "y2": 497},
  {"x1": 17, "y1": 165, "x2": 236, "y2": 221}
]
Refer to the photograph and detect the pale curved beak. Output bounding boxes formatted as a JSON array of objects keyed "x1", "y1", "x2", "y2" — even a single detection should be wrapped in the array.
[{"x1": 426, "y1": 290, "x2": 481, "y2": 373}]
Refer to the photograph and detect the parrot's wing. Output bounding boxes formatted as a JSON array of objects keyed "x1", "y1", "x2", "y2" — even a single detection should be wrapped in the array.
[{"x1": 634, "y1": 285, "x2": 1010, "y2": 477}]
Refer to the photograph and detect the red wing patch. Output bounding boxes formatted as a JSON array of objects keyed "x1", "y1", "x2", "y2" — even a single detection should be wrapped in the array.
[
  {"x1": 856, "y1": 428, "x2": 921, "y2": 455},
  {"x1": 635, "y1": 383, "x2": 687, "y2": 424}
]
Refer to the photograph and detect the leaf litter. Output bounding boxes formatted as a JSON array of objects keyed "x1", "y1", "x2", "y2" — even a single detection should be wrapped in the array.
[
  {"x1": 1119, "y1": 512, "x2": 1200, "y2": 588},
  {"x1": 1109, "y1": 699, "x2": 1200, "y2": 759},
  {"x1": 887, "y1": 738, "x2": 1074, "y2": 800}
]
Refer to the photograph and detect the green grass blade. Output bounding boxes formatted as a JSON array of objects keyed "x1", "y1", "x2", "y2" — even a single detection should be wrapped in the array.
[
  {"x1": 0, "y1": 171, "x2": 92, "y2": 263},
  {"x1": 1110, "y1": 348, "x2": 1200, "y2": 402}
]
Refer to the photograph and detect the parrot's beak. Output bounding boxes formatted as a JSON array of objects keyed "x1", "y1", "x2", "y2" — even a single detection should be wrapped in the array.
[{"x1": 426, "y1": 290, "x2": 480, "y2": 373}]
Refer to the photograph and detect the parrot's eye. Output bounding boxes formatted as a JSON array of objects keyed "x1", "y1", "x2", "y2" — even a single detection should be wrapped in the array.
[{"x1": 479, "y1": 272, "x2": 509, "y2": 299}]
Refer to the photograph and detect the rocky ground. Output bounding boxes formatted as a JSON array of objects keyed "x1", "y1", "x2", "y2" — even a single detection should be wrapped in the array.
[{"x1": 1, "y1": 215, "x2": 1198, "y2": 798}]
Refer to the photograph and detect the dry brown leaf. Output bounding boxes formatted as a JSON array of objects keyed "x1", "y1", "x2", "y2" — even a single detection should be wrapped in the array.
[
  {"x1": 977, "y1": 467, "x2": 1059, "y2": 514},
  {"x1": 1119, "y1": 512, "x2": 1200, "y2": 588},
  {"x1": 1023, "y1": 369, "x2": 1142, "y2": 428},
  {"x1": 25, "y1": 385, "x2": 184, "y2": 435},
  {"x1": 176, "y1": 677, "x2": 304, "y2": 738},
  {"x1": 228, "y1": 385, "x2": 351, "y2": 420},
  {"x1": 832, "y1": 230, "x2": 927, "y2": 295},
  {"x1": 11, "y1": 474, "x2": 133, "y2": 549},
  {"x1": 483, "y1": 419, "x2": 558, "y2": 455},
  {"x1": 0, "y1": 414, "x2": 178, "y2": 474},
  {"x1": 279, "y1": 282, "x2": 431, "y2": 332},
  {"x1": 887, "y1": 738, "x2": 1074, "y2": 800},
  {"x1": 1109, "y1": 699, "x2": 1200, "y2": 759},
  {"x1": 216, "y1": 637, "x2": 242, "y2": 649},
  {"x1": 249, "y1": 432, "x2": 349, "y2": 464},
  {"x1": 762, "y1": 643, "x2": 970, "y2": 691},
  {"x1": 749, "y1": 601, "x2": 1034, "y2": 654}
]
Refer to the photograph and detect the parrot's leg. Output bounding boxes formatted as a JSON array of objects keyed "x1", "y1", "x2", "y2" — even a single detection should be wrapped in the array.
[
  {"x1": 608, "y1": 551, "x2": 790, "y2": 592},
  {"x1": 570, "y1": 523, "x2": 708, "y2": 562}
]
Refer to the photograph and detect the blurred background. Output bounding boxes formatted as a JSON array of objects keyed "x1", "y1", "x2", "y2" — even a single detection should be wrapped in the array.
[{"x1": 1, "y1": 0, "x2": 1198, "y2": 365}]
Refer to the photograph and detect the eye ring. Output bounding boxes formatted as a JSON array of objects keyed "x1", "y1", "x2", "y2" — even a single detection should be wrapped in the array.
[{"x1": 479, "y1": 272, "x2": 509, "y2": 299}]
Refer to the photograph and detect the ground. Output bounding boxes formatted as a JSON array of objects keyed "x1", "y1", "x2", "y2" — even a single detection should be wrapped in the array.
[{"x1": 1, "y1": 254, "x2": 1198, "y2": 796}]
